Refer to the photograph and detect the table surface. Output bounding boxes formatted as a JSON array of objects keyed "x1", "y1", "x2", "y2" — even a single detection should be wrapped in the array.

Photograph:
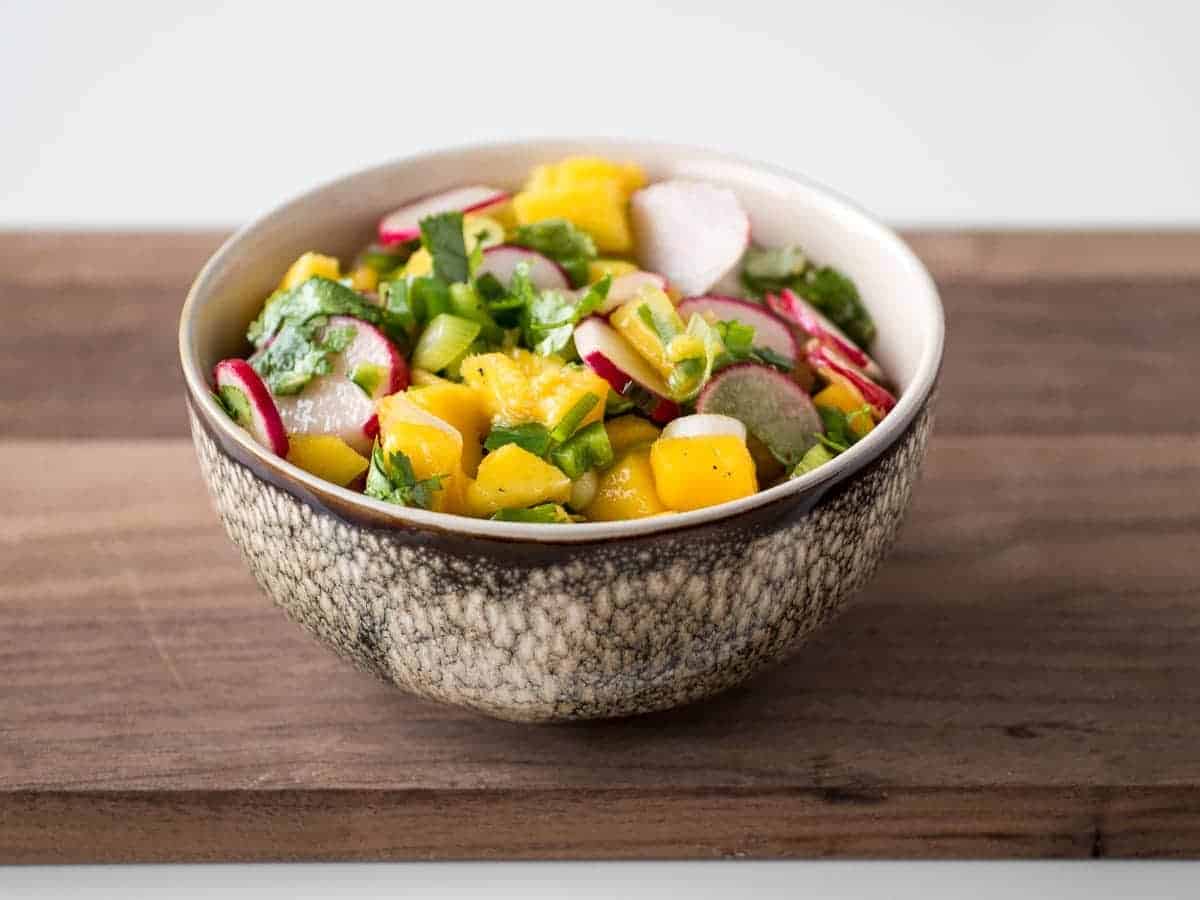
[{"x1": 2, "y1": 231, "x2": 1198, "y2": 862}]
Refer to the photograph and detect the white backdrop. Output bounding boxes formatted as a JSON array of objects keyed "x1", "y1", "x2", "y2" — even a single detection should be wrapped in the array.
[{"x1": 3, "y1": 0, "x2": 1198, "y2": 227}]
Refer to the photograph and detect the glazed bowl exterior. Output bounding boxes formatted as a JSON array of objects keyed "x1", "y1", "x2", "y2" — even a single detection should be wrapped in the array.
[{"x1": 180, "y1": 139, "x2": 943, "y2": 722}]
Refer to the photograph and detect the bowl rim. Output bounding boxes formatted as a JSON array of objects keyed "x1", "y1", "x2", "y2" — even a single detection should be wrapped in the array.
[{"x1": 180, "y1": 137, "x2": 944, "y2": 544}]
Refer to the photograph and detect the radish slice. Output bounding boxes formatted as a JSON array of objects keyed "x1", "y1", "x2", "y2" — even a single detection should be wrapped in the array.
[
  {"x1": 768, "y1": 289, "x2": 883, "y2": 380},
  {"x1": 323, "y1": 315, "x2": 408, "y2": 398},
  {"x1": 662, "y1": 413, "x2": 747, "y2": 442},
  {"x1": 675, "y1": 295, "x2": 798, "y2": 366},
  {"x1": 275, "y1": 376, "x2": 378, "y2": 456},
  {"x1": 213, "y1": 359, "x2": 289, "y2": 456},
  {"x1": 806, "y1": 342, "x2": 897, "y2": 418},
  {"x1": 593, "y1": 271, "x2": 669, "y2": 315},
  {"x1": 697, "y1": 363, "x2": 823, "y2": 467},
  {"x1": 378, "y1": 186, "x2": 509, "y2": 245},
  {"x1": 477, "y1": 245, "x2": 570, "y2": 291},
  {"x1": 630, "y1": 180, "x2": 750, "y2": 297},
  {"x1": 574, "y1": 317, "x2": 679, "y2": 424}
]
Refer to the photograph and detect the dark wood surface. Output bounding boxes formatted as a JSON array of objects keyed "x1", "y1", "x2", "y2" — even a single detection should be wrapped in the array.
[{"x1": 1, "y1": 231, "x2": 1198, "y2": 861}]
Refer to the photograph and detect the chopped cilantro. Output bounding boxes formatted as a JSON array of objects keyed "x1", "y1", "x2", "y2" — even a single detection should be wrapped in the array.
[
  {"x1": 364, "y1": 444, "x2": 445, "y2": 510},
  {"x1": 490, "y1": 503, "x2": 571, "y2": 524},
  {"x1": 521, "y1": 273, "x2": 610, "y2": 357},
  {"x1": 419, "y1": 211, "x2": 470, "y2": 285},
  {"x1": 484, "y1": 423, "x2": 553, "y2": 457}
]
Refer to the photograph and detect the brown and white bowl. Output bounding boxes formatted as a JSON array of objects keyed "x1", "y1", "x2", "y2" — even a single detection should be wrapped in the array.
[{"x1": 179, "y1": 139, "x2": 944, "y2": 722}]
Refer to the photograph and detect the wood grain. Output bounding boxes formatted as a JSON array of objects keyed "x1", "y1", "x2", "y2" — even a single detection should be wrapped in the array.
[{"x1": 1, "y1": 232, "x2": 1198, "y2": 860}]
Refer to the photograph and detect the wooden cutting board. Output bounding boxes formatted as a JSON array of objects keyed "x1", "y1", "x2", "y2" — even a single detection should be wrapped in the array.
[{"x1": 2, "y1": 232, "x2": 1198, "y2": 862}]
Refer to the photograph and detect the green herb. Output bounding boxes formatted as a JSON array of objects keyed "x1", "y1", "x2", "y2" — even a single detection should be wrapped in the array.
[
  {"x1": 667, "y1": 313, "x2": 725, "y2": 402},
  {"x1": 419, "y1": 211, "x2": 470, "y2": 285},
  {"x1": 550, "y1": 422, "x2": 614, "y2": 479},
  {"x1": 448, "y1": 281, "x2": 502, "y2": 342},
  {"x1": 522, "y1": 273, "x2": 610, "y2": 357},
  {"x1": 321, "y1": 324, "x2": 357, "y2": 353},
  {"x1": 751, "y1": 346, "x2": 796, "y2": 371},
  {"x1": 484, "y1": 422, "x2": 554, "y2": 457},
  {"x1": 251, "y1": 316, "x2": 359, "y2": 395},
  {"x1": 815, "y1": 405, "x2": 854, "y2": 453},
  {"x1": 791, "y1": 442, "x2": 835, "y2": 478},
  {"x1": 711, "y1": 319, "x2": 793, "y2": 373},
  {"x1": 247, "y1": 276, "x2": 380, "y2": 348},
  {"x1": 364, "y1": 444, "x2": 445, "y2": 510},
  {"x1": 359, "y1": 242, "x2": 415, "y2": 275},
  {"x1": 490, "y1": 503, "x2": 571, "y2": 524},
  {"x1": 215, "y1": 385, "x2": 250, "y2": 423},
  {"x1": 350, "y1": 362, "x2": 386, "y2": 397},
  {"x1": 511, "y1": 218, "x2": 597, "y2": 287},
  {"x1": 549, "y1": 393, "x2": 599, "y2": 444}
]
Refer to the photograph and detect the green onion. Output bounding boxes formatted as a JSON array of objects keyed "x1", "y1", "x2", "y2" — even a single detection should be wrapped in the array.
[
  {"x1": 637, "y1": 302, "x2": 678, "y2": 345},
  {"x1": 412, "y1": 314, "x2": 482, "y2": 373},
  {"x1": 550, "y1": 422, "x2": 614, "y2": 479},
  {"x1": 484, "y1": 423, "x2": 553, "y2": 457},
  {"x1": 605, "y1": 390, "x2": 634, "y2": 416},
  {"x1": 491, "y1": 503, "x2": 570, "y2": 523},
  {"x1": 791, "y1": 443, "x2": 835, "y2": 478},
  {"x1": 549, "y1": 393, "x2": 600, "y2": 444}
]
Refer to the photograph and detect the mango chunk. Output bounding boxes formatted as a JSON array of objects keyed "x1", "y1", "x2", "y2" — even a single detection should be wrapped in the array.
[
  {"x1": 513, "y1": 156, "x2": 646, "y2": 254},
  {"x1": 279, "y1": 252, "x2": 339, "y2": 291},
  {"x1": 376, "y1": 393, "x2": 463, "y2": 485},
  {"x1": 588, "y1": 259, "x2": 638, "y2": 283},
  {"x1": 467, "y1": 443, "x2": 571, "y2": 516},
  {"x1": 813, "y1": 381, "x2": 875, "y2": 439},
  {"x1": 462, "y1": 350, "x2": 608, "y2": 433},
  {"x1": 408, "y1": 382, "x2": 491, "y2": 477},
  {"x1": 649, "y1": 436, "x2": 758, "y2": 512},
  {"x1": 286, "y1": 434, "x2": 368, "y2": 487},
  {"x1": 604, "y1": 415, "x2": 661, "y2": 457},
  {"x1": 609, "y1": 287, "x2": 684, "y2": 379},
  {"x1": 585, "y1": 446, "x2": 668, "y2": 521},
  {"x1": 461, "y1": 352, "x2": 539, "y2": 425}
]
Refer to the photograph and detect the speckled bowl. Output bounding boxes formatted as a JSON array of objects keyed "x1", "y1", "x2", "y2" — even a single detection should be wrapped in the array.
[{"x1": 179, "y1": 139, "x2": 944, "y2": 722}]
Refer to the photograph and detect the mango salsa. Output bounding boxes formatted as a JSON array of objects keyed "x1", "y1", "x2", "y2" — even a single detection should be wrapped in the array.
[
  {"x1": 604, "y1": 415, "x2": 661, "y2": 456},
  {"x1": 813, "y1": 381, "x2": 876, "y2": 439},
  {"x1": 408, "y1": 382, "x2": 491, "y2": 477},
  {"x1": 286, "y1": 435, "x2": 368, "y2": 487},
  {"x1": 649, "y1": 436, "x2": 758, "y2": 512},
  {"x1": 467, "y1": 443, "x2": 572, "y2": 516},
  {"x1": 585, "y1": 446, "x2": 668, "y2": 521},
  {"x1": 278, "y1": 252, "x2": 339, "y2": 291}
]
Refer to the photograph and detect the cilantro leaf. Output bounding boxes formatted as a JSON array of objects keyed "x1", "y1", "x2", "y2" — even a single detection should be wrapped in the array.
[
  {"x1": 484, "y1": 423, "x2": 553, "y2": 457},
  {"x1": 247, "y1": 276, "x2": 381, "y2": 349},
  {"x1": 521, "y1": 273, "x2": 610, "y2": 357},
  {"x1": 511, "y1": 218, "x2": 597, "y2": 287},
  {"x1": 364, "y1": 444, "x2": 445, "y2": 510},
  {"x1": 490, "y1": 503, "x2": 571, "y2": 523},
  {"x1": 420, "y1": 211, "x2": 470, "y2": 285},
  {"x1": 711, "y1": 319, "x2": 793, "y2": 373}
]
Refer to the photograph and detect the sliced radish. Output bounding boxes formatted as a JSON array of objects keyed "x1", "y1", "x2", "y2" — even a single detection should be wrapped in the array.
[
  {"x1": 675, "y1": 295, "x2": 798, "y2": 366},
  {"x1": 592, "y1": 271, "x2": 669, "y2": 315},
  {"x1": 696, "y1": 363, "x2": 823, "y2": 467},
  {"x1": 806, "y1": 342, "x2": 897, "y2": 418},
  {"x1": 768, "y1": 288, "x2": 883, "y2": 380},
  {"x1": 662, "y1": 413, "x2": 747, "y2": 442},
  {"x1": 378, "y1": 185, "x2": 509, "y2": 245},
  {"x1": 213, "y1": 359, "x2": 289, "y2": 456},
  {"x1": 477, "y1": 245, "x2": 570, "y2": 291},
  {"x1": 275, "y1": 376, "x2": 378, "y2": 456},
  {"x1": 323, "y1": 315, "x2": 408, "y2": 398},
  {"x1": 574, "y1": 317, "x2": 679, "y2": 424},
  {"x1": 630, "y1": 180, "x2": 750, "y2": 297}
]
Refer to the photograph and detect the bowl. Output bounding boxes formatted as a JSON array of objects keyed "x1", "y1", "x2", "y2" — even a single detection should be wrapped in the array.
[{"x1": 179, "y1": 139, "x2": 944, "y2": 722}]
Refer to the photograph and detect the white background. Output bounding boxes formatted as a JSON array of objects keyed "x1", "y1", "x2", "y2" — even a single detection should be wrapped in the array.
[
  {"x1": 3, "y1": 0, "x2": 1199, "y2": 228},
  {"x1": 3, "y1": 1, "x2": 1196, "y2": 895}
]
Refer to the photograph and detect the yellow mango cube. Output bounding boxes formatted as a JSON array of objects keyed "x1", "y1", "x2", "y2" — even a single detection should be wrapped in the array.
[
  {"x1": 588, "y1": 259, "x2": 638, "y2": 282},
  {"x1": 376, "y1": 393, "x2": 463, "y2": 483},
  {"x1": 279, "y1": 252, "x2": 340, "y2": 291},
  {"x1": 813, "y1": 381, "x2": 876, "y2": 438},
  {"x1": 585, "y1": 446, "x2": 668, "y2": 521},
  {"x1": 514, "y1": 156, "x2": 647, "y2": 254},
  {"x1": 604, "y1": 415, "x2": 661, "y2": 457},
  {"x1": 404, "y1": 247, "x2": 433, "y2": 278},
  {"x1": 286, "y1": 434, "x2": 368, "y2": 487},
  {"x1": 467, "y1": 443, "x2": 572, "y2": 516},
  {"x1": 531, "y1": 365, "x2": 610, "y2": 433},
  {"x1": 649, "y1": 436, "x2": 758, "y2": 512},
  {"x1": 349, "y1": 264, "x2": 379, "y2": 292},
  {"x1": 530, "y1": 157, "x2": 647, "y2": 196},
  {"x1": 461, "y1": 352, "x2": 538, "y2": 425},
  {"x1": 408, "y1": 382, "x2": 491, "y2": 477},
  {"x1": 609, "y1": 287, "x2": 683, "y2": 379}
]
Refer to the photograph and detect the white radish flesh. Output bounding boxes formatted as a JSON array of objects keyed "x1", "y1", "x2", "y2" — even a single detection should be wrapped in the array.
[
  {"x1": 322, "y1": 315, "x2": 408, "y2": 398},
  {"x1": 378, "y1": 186, "x2": 509, "y2": 245},
  {"x1": 630, "y1": 180, "x2": 750, "y2": 296},
  {"x1": 574, "y1": 317, "x2": 679, "y2": 424},
  {"x1": 661, "y1": 414, "x2": 747, "y2": 442},
  {"x1": 593, "y1": 271, "x2": 669, "y2": 315},
  {"x1": 675, "y1": 295, "x2": 798, "y2": 366},
  {"x1": 477, "y1": 245, "x2": 570, "y2": 291},
  {"x1": 275, "y1": 376, "x2": 379, "y2": 456}
]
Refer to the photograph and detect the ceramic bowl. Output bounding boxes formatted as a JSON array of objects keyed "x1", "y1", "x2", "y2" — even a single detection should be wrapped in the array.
[{"x1": 179, "y1": 139, "x2": 944, "y2": 722}]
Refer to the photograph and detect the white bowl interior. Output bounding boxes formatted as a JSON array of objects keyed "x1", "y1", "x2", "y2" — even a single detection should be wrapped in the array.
[{"x1": 182, "y1": 139, "x2": 943, "y2": 542}]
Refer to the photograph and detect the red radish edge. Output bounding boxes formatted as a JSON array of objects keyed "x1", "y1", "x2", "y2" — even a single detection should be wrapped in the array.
[
  {"x1": 378, "y1": 186, "x2": 510, "y2": 245},
  {"x1": 574, "y1": 318, "x2": 680, "y2": 423},
  {"x1": 806, "y1": 343, "x2": 897, "y2": 416},
  {"x1": 213, "y1": 358, "x2": 289, "y2": 456},
  {"x1": 769, "y1": 289, "x2": 882, "y2": 378},
  {"x1": 478, "y1": 245, "x2": 570, "y2": 291},
  {"x1": 676, "y1": 294, "x2": 799, "y2": 364}
]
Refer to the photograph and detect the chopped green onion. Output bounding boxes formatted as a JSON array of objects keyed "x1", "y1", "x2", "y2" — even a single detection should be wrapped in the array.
[
  {"x1": 605, "y1": 390, "x2": 635, "y2": 416},
  {"x1": 550, "y1": 422, "x2": 614, "y2": 479},
  {"x1": 412, "y1": 313, "x2": 482, "y2": 373},
  {"x1": 549, "y1": 393, "x2": 600, "y2": 444},
  {"x1": 484, "y1": 422, "x2": 553, "y2": 457},
  {"x1": 491, "y1": 503, "x2": 571, "y2": 523},
  {"x1": 216, "y1": 385, "x2": 250, "y2": 424},
  {"x1": 637, "y1": 302, "x2": 678, "y2": 345},
  {"x1": 791, "y1": 443, "x2": 835, "y2": 478}
]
